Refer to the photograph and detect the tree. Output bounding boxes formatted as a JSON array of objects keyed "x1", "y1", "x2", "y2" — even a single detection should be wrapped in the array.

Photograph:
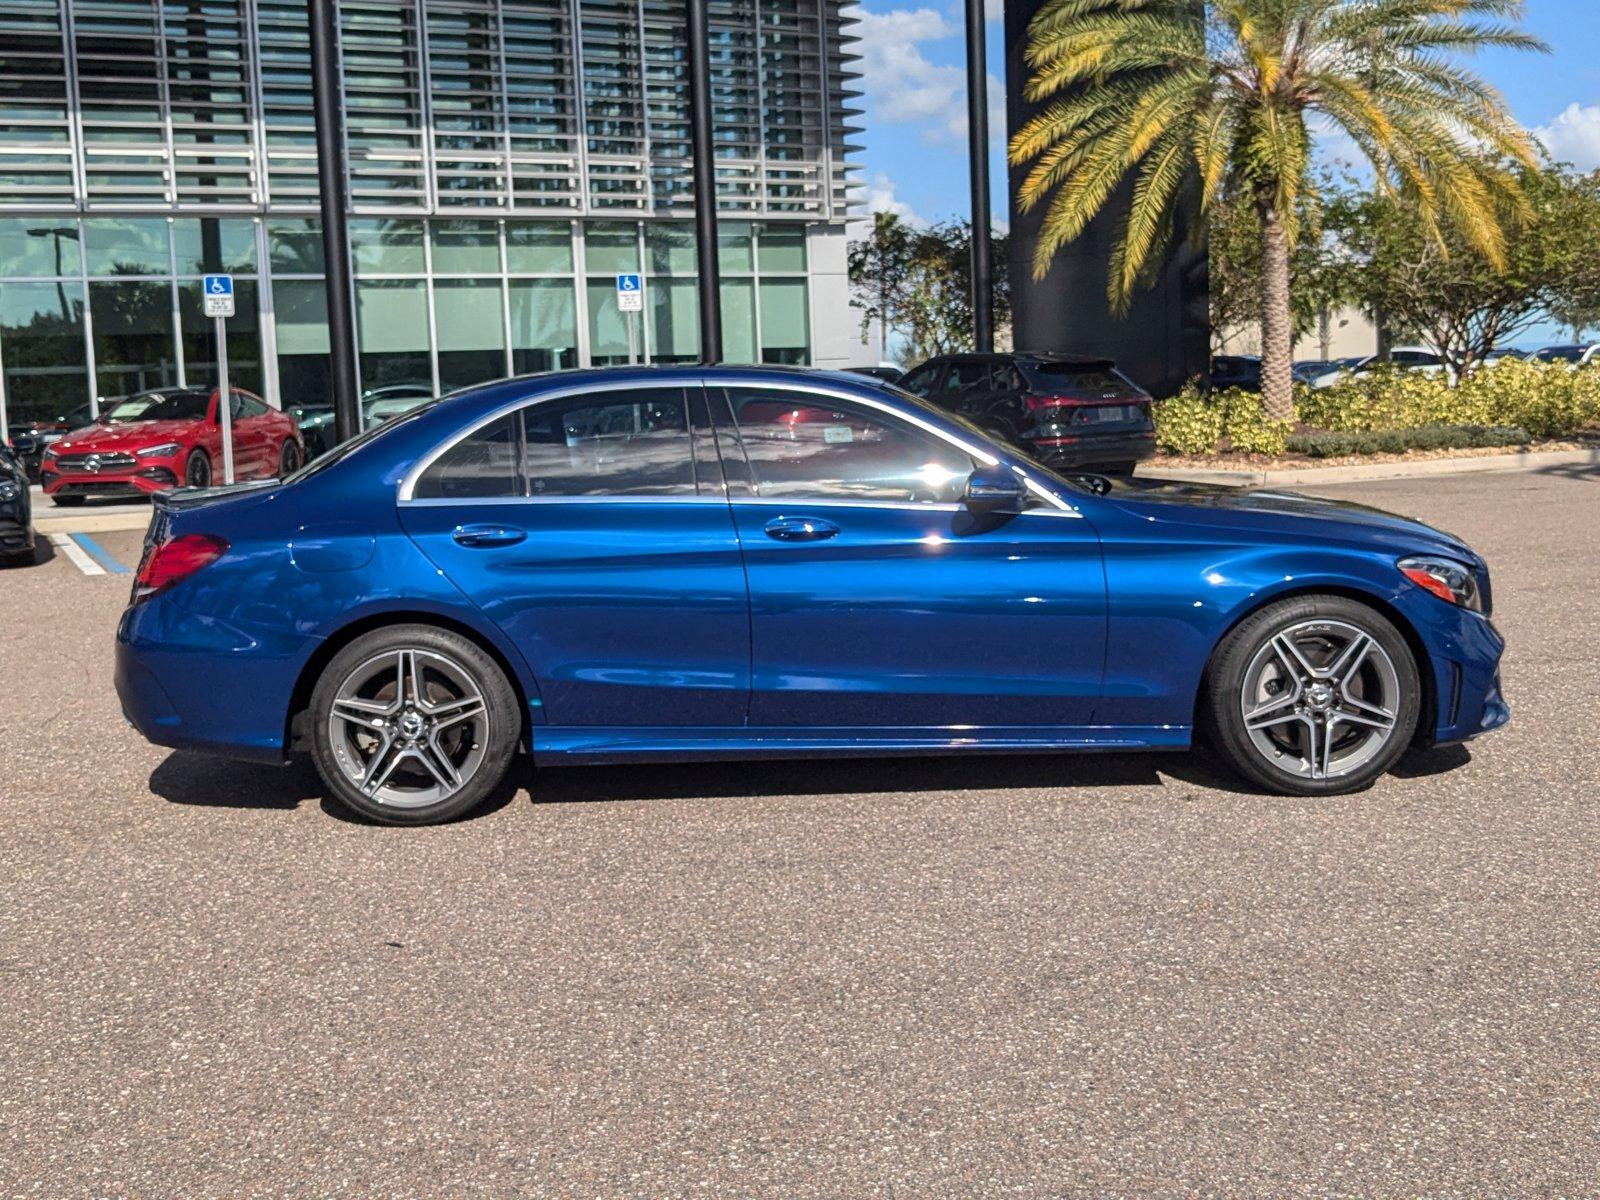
[
  {"x1": 847, "y1": 212, "x2": 913, "y2": 360},
  {"x1": 1009, "y1": 0, "x2": 1544, "y2": 419},
  {"x1": 847, "y1": 218, "x2": 1011, "y2": 363},
  {"x1": 1330, "y1": 164, "x2": 1600, "y2": 374}
]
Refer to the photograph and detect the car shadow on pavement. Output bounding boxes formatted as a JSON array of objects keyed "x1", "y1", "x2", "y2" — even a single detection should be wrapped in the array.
[
  {"x1": 1534, "y1": 459, "x2": 1600, "y2": 483},
  {"x1": 526, "y1": 748, "x2": 1247, "y2": 806},
  {"x1": 1391, "y1": 743, "x2": 1473, "y2": 779},
  {"x1": 1, "y1": 539, "x2": 55, "y2": 568},
  {"x1": 149, "y1": 751, "x2": 524, "y2": 825}
]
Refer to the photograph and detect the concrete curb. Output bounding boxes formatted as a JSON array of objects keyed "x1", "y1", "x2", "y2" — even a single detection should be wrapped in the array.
[
  {"x1": 1140, "y1": 447, "x2": 1600, "y2": 488},
  {"x1": 35, "y1": 509, "x2": 154, "y2": 536}
]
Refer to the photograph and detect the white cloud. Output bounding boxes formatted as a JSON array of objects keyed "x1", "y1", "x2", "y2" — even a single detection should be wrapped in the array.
[
  {"x1": 848, "y1": 5, "x2": 1006, "y2": 149},
  {"x1": 1536, "y1": 102, "x2": 1600, "y2": 170},
  {"x1": 858, "y1": 171, "x2": 926, "y2": 225}
]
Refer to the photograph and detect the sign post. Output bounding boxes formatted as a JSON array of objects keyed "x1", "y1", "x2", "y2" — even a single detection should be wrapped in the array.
[
  {"x1": 616, "y1": 273, "x2": 643, "y2": 365},
  {"x1": 202, "y1": 275, "x2": 236, "y2": 484}
]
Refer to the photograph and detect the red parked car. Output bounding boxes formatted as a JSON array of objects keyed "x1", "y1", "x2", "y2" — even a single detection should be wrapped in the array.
[{"x1": 40, "y1": 386, "x2": 303, "y2": 507}]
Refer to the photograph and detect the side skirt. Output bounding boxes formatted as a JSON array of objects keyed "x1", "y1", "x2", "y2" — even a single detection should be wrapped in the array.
[{"x1": 530, "y1": 724, "x2": 1192, "y2": 765}]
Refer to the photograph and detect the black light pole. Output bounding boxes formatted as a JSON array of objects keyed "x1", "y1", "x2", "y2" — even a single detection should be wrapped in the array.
[
  {"x1": 308, "y1": 0, "x2": 361, "y2": 442},
  {"x1": 686, "y1": 0, "x2": 723, "y2": 363},
  {"x1": 964, "y1": 0, "x2": 994, "y2": 352}
]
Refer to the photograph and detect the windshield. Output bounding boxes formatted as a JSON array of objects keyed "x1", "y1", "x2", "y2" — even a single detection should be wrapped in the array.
[
  {"x1": 102, "y1": 390, "x2": 211, "y2": 423},
  {"x1": 284, "y1": 398, "x2": 440, "y2": 485}
]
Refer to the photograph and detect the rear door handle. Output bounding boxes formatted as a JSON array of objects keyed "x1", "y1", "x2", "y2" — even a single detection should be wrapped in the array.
[
  {"x1": 763, "y1": 516, "x2": 840, "y2": 542},
  {"x1": 451, "y1": 523, "x2": 526, "y2": 548}
]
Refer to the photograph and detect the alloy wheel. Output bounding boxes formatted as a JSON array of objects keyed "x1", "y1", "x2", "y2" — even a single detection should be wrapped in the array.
[
  {"x1": 326, "y1": 648, "x2": 490, "y2": 809},
  {"x1": 186, "y1": 452, "x2": 211, "y2": 488},
  {"x1": 1239, "y1": 618, "x2": 1402, "y2": 781}
]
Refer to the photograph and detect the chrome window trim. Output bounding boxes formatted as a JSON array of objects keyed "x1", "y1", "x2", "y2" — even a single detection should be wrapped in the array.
[
  {"x1": 403, "y1": 493, "x2": 716, "y2": 508},
  {"x1": 397, "y1": 374, "x2": 1078, "y2": 515}
]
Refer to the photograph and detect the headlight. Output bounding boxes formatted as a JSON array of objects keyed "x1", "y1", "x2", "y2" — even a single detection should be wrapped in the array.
[
  {"x1": 136, "y1": 442, "x2": 182, "y2": 458},
  {"x1": 0, "y1": 481, "x2": 18, "y2": 502},
  {"x1": 1399, "y1": 555, "x2": 1482, "y2": 611}
]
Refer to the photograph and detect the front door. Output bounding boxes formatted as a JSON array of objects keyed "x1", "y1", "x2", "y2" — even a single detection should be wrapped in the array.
[
  {"x1": 712, "y1": 385, "x2": 1107, "y2": 729},
  {"x1": 399, "y1": 385, "x2": 750, "y2": 727}
]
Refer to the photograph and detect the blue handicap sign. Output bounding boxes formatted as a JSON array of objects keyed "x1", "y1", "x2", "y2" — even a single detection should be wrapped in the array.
[
  {"x1": 203, "y1": 274, "x2": 234, "y2": 296},
  {"x1": 616, "y1": 273, "x2": 641, "y2": 293}
]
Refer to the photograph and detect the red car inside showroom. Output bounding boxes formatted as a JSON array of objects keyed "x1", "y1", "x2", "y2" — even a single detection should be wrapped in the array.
[{"x1": 39, "y1": 386, "x2": 303, "y2": 506}]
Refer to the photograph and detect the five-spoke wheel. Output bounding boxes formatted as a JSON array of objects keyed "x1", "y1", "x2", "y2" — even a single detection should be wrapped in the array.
[
  {"x1": 1205, "y1": 596, "x2": 1420, "y2": 795},
  {"x1": 309, "y1": 625, "x2": 520, "y2": 824}
]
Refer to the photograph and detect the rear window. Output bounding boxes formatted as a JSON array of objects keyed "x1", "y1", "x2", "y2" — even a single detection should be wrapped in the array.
[{"x1": 1020, "y1": 363, "x2": 1128, "y2": 391}]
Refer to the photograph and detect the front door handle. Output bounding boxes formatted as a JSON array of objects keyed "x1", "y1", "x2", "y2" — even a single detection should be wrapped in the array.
[
  {"x1": 451, "y1": 523, "x2": 526, "y2": 548},
  {"x1": 763, "y1": 516, "x2": 840, "y2": 542}
]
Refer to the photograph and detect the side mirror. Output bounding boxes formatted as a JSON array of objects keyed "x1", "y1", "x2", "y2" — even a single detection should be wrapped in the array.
[{"x1": 963, "y1": 464, "x2": 1027, "y2": 513}]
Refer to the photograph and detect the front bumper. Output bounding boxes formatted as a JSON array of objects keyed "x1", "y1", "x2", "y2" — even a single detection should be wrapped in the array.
[
  {"x1": 1392, "y1": 587, "x2": 1510, "y2": 745},
  {"x1": 42, "y1": 464, "x2": 180, "y2": 499},
  {"x1": 0, "y1": 514, "x2": 34, "y2": 554}
]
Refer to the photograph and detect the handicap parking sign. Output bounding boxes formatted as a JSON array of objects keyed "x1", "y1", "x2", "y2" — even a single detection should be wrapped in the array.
[
  {"x1": 616, "y1": 273, "x2": 643, "y2": 312},
  {"x1": 202, "y1": 274, "x2": 235, "y2": 319}
]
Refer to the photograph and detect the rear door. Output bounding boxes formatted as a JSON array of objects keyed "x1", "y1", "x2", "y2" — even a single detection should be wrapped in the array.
[
  {"x1": 230, "y1": 390, "x2": 273, "y2": 476},
  {"x1": 398, "y1": 384, "x2": 751, "y2": 727}
]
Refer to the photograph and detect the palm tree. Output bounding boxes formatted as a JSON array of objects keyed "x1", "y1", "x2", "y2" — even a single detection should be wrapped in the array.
[{"x1": 1009, "y1": 0, "x2": 1544, "y2": 419}]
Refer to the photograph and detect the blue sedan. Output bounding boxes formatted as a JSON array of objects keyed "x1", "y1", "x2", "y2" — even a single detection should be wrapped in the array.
[{"x1": 116, "y1": 367, "x2": 1508, "y2": 824}]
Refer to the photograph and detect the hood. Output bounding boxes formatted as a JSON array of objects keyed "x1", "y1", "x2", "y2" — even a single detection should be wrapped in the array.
[
  {"x1": 55, "y1": 420, "x2": 200, "y2": 452},
  {"x1": 1097, "y1": 475, "x2": 1479, "y2": 563}
]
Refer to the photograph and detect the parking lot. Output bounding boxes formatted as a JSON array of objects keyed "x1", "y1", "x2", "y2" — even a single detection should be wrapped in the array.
[{"x1": 2, "y1": 465, "x2": 1596, "y2": 1196}]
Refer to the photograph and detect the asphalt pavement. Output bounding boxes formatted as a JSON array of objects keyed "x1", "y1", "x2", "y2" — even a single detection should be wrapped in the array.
[{"x1": 1, "y1": 465, "x2": 1596, "y2": 1197}]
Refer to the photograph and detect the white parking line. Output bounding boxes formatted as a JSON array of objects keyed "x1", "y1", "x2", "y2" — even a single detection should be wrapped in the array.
[{"x1": 49, "y1": 533, "x2": 106, "y2": 577}]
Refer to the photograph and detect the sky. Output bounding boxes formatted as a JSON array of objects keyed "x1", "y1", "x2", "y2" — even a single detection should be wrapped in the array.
[{"x1": 846, "y1": 0, "x2": 1600, "y2": 339}]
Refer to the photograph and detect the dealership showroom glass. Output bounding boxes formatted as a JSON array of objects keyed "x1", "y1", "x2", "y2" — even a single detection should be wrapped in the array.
[{"x1": 0, "y1": 0, "x2": 856, "y2": 438}]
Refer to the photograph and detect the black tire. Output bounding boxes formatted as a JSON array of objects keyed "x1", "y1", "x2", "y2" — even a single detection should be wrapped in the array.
[
  {"x1": 185, "y1": 449, "x2": 212, "y2": 489},
  {"x1": 51, "y1": 494, "x2": 85, "y2": 507},
  {"x1": 1202, "y1": 595, "x2": 1421, "y2": 796},
  {"x1": 277, "y1": 439, "x2": 301, "y2": 478},
  {"x1": 309, "y1": 624, "x2": 521, "y2": 825}
]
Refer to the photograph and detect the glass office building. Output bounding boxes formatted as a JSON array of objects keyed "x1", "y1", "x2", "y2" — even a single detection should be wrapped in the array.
[{"x1": 0, "y1": 0, "x2": 859, "y2": 433}]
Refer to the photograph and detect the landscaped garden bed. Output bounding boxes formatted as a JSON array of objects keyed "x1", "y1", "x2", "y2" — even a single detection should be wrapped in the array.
[{"x1": 1152, "y1": 360, "x2": 1600, "y2": 469}]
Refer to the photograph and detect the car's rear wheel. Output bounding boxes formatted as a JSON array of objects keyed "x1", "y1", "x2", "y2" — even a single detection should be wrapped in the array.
[
  {"x1": 185, "y1": 449, "x2": 211, "y2": 489},
  {"x1": 309, "y1": 624, "x2": 520, "y2": 825},
  {"x1": 1203, "y1": 595, "x2": 1420, "y2": 795},
  {"x1": 277, "y1": 440, "x2": 300, "y2": 478}
]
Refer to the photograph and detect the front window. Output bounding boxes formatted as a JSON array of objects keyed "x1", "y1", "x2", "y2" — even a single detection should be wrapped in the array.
[{"x1": 724, "y1": 387, "x2": 972, "y2": 504}]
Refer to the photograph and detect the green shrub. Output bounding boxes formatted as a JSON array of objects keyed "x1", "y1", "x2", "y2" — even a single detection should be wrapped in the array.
[
  {"x1": 1286, "y1": 424, "x2": 1532, "y2": 458},
  {"x1": 1220, "y1": 390, "x2": 1292, "y2": 455},
  {"x1": 1153, "y1": 386, "x2": 1224, "y2": 455},
  {"x1": 1300, "y1": 360, "x2": 1599, "y2": 437}
]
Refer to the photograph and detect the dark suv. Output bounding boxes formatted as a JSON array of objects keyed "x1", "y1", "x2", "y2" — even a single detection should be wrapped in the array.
[{"x1": 897, "y1": 352, "x2": 1155, "y2": 473}]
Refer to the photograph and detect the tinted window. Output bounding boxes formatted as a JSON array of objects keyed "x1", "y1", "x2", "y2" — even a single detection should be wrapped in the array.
[
  {"x1": 521, "y1": 389, "x2": 695, "y2": 496},
  {"x1": 1392, "y1": 351, "x2": 1441, "y2": 367},
  {"x1": 414, "y1": 415, "x2": 520, "y2": 500},
  {"x1": 726, "y1": 388, "x2": 972, "y2": 504},
  {"x1": 898, "y1": 363, "x2": 943, "y2": 397},
  {"x1": 1534, "y1": 347, "x2": 1582, "y2": 363},
  {"x1": 945, "y1": 361, "x2": 991, "y2": 397},
  {"x1": 1021, "y1": 363, "x2": 1126, "y2": 389},
  {"x1": 232, "y1": 392, "x2": 269, "y2": 418}
]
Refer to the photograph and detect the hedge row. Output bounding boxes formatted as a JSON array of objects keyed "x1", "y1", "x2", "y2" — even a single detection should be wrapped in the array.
[
  {"x1": 1154, "y1": 360, "x2": 1600, "y2": 456},
  {"x1": 1286, "y1": 424, "x2": 1532, "y2": 458}
]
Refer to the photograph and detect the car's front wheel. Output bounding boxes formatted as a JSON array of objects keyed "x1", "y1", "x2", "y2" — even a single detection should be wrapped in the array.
[
  {"x1": 184, "y1": 449, "x2": 211, "y2": 489},
  {"x1": 309, "y1": 624, "x2": 521, "y2": 824},
  {"x1": 1203, "y1": 595, "x2": 1420, "y2": 795},
  {"x1": 277, "y1": 439, "x2": 300, "y2": 478}
]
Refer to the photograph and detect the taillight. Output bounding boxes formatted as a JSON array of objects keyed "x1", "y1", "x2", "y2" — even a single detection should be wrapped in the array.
[
  {"x1": 133, "y1": 533, "x2": 228, "y2": 603},
  {"x1": 1024, "y1": 393, "x2": 1084, "y2": 410}
]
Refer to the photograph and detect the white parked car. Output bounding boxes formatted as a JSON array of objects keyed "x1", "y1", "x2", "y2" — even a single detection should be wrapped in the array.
[{"x1": 1308, "y1": 346, "x2": 1445, "y2": 388}]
